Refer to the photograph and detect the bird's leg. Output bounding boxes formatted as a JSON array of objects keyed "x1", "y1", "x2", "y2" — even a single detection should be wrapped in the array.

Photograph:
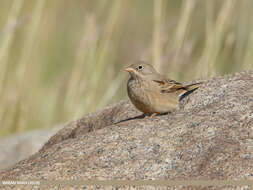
[
  {"x1": 150, "y1": 113, "x2": 158, "y2": 118},
  {"x1": 143, "y1": 113, "x2": 149, "y2": 118},
  {"x1": 144, "y1": 113, "x2": 158, "y2": 118}
]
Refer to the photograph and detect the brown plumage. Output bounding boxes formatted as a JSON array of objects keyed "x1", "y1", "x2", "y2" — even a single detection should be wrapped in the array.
[{"x1": 125, "y1": 61, "x2": 202, "y2": 117}]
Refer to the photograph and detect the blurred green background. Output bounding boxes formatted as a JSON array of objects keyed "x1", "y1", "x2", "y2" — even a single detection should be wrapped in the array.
[{"x1": 0, "y1": 0, "x2": 252, "y2": 138}]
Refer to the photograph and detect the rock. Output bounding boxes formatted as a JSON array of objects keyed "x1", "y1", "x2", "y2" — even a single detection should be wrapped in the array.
[
  {"x1": 0, "y1": 127, "x2": 61, "y2": 171},
  {"x1": 0, "y1": 71, "x2": 253, "y2": 190}
]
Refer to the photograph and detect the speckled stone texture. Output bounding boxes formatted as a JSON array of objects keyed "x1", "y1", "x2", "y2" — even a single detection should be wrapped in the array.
[
  {"x1": 0, "y1": 71, "x2": 253, "y2": 190},
  {"x1": 0, "y1": 127, "x2": 61, "y2": 171}
]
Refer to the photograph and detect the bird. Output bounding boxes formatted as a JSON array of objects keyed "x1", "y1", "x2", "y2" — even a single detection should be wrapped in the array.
[{"x1": 125, "y1": 61, "x2": 202, "y2": 117}]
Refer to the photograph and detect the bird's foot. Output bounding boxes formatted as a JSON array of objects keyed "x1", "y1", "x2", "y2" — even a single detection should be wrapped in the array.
[{"x1": 144, "y1": 113, "x2": 158, "y2": 118}]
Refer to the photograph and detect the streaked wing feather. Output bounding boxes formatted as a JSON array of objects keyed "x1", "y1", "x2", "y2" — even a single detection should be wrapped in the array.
[{"x1": 153, "y1": 79, "x2": 186, "y2": 93}]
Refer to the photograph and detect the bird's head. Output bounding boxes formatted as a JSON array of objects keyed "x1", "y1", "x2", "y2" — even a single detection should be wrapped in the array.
[{"x1": 125, "y1": 61, "x2": 157, "y2": 80}]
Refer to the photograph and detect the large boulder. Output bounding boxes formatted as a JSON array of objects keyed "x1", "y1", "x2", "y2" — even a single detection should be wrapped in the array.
[
  {"x1": 0, "y1": 127, "x2": 61, "y2": 171},
  {"x1": 0, "y1": 71, "x2": 253, "y2": 189}
]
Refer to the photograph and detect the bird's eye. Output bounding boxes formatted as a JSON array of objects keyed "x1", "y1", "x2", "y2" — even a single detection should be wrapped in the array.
[{"x1": 137, "y1": 65, "x2": 143, "y2": 70}]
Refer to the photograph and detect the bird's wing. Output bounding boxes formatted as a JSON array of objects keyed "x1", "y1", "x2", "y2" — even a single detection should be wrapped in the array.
[{"x1": 152, "y1": 77, "x2": 187, "y2": 93}]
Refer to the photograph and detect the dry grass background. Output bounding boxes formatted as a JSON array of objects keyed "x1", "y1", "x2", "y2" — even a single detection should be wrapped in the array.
[{"x1": 0, "y1": 0, "x2": 252, "y2": 137}]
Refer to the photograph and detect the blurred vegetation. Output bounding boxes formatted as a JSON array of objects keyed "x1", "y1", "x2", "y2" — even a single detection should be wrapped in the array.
[{"x1": 0, "y1": 0, "x2": 253, "y2": 137}]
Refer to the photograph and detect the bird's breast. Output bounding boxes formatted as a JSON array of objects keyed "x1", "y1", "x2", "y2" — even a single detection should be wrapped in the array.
[
  {"x1": 127, "y1": 78, "x2": 179, "y2": 114},
  {"x1": 127, "y1": 78, "x2": 153, "y2": 113},
  {"x1": 127, "y1": 79, "x2": 145, "y2": 102}
]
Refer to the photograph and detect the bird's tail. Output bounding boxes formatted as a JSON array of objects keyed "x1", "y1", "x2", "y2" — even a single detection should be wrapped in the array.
[
  {"x1": 184, "y1": 82, "x2": 203, "y2": 91},
  {"x1": 179, "y1": 82, "x2": 203, "y2": 101}
]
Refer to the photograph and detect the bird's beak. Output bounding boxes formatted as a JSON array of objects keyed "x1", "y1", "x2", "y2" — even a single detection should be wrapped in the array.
[{"x1": 125, "y1": 67, "x2": 135, "y2": 72}]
